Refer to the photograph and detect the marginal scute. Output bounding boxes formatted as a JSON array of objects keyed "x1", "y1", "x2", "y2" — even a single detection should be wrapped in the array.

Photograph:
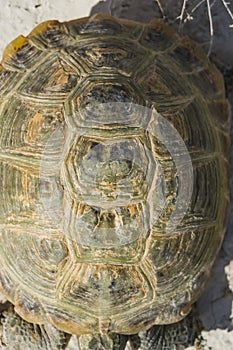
[
  {"x1": 0, "y1": 266, "x2": 16, "y2": 301},
  {"x1": 0, "y1": 64, "x2": 22, "y2": 97},
  {"x1": 189, "y1": 61, "x2": 226, "y2": 98},
  {"x1": 2, "y1": 35, "x2": 27, "y2": 59},
  {"x1": 189, "y1": 158, "x2": 221, "y2": 220},
  {"x1": 207, "y1": 99, "x2": 231, "y2": 132},
  {"x1": 216, "y1": 129, "x2": 231, "y2": 161},
  {"x1": 2, "y1": 35, "x2": 44, "y2": 71},
  {"x1": 0, "y1": 231, "x2": 68, "y2": 300},
  {"x1": 139, "y1": 19, "x2": 179, "y2": 51},
  {"x1": 65, "y1": 14, "x2": 123, "y2": 37},
  {"x1": 167, "y1": 36, "x2": 208, "y2": 73},
  {"x1": 46, "y1": 300, "x2": 98, "y2": 335},
  {"x1": 149, "y1": 229, "x2": 217, "y2": 297},
  {"x1": 15, "y1": 291, "x2": 45, "y2": 324},
  {"x1": 28, "y1": 20, "x2": 74, "y2": 48},
  {"x1": 159, "y1": 100, "x2": 217, "y2": 152},
  {"x1": 29, "y1": 20, "x2": 61, "y2": 36},
  {"x1": 66, "y1": 14, "x2": 143, "y2": 41}
]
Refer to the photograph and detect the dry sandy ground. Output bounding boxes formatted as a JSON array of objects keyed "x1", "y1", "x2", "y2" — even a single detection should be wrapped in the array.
[{"x1": 0, "y1": 1, "x2": 233, "y2": 349}]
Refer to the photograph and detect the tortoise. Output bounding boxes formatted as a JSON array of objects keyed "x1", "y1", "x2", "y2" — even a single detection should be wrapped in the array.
[{"x1": 0, "y1": 13, "x2": 230, "y2": 350}]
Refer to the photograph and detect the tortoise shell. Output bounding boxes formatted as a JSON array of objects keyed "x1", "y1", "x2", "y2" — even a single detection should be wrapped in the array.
[{"x1": 0, "y1": 13, "x2": 230, "y2": 337}]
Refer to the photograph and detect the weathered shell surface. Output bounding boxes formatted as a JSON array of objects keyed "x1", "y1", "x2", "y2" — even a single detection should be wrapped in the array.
[{"x1": 0, "y1": 14, "x2": 230, "y2": 335}]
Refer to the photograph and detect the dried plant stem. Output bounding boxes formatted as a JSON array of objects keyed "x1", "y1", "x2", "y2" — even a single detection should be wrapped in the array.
[
  {"x1": 154, "y1": 0, "x2": 233, "y2": 56},
  {"x1": 155, "y1": 0, "x2": 166, "y2": 18},
  {"x1": 206, "y1": 0, "x2": 214, "y2": 56},
  {"x1": 220, "y1": 0, "x2": 233, "y2": 26}
]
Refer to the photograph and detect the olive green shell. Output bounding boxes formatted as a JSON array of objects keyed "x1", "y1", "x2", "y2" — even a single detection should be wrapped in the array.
[{"x1": 0, "y1": 14, "x2": 230, "y2": 336}]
